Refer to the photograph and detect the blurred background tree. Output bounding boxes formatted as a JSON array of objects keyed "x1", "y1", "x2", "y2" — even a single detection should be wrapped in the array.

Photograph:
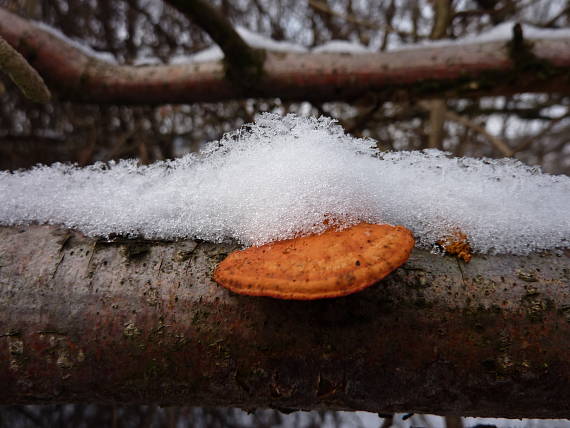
[{"x1": 0, "y1": 0, "x2": 568, "y2": 173}]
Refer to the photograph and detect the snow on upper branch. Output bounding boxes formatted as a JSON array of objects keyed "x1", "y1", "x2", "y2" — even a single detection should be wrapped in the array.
[
  {"x1": 34, "y1": 17, "x2": 570, "y2": 66},
  {"x1": 312, "y1": 40, "x2": 373, "y2": 54},
  {"x1": 1, "y1": 113, "x2": 569, "y2": 255},
  {"x1": 389, "y1": 21, "x2": 570, "y2": 51},
  {"x1": 35, "y1": 22, "x2": 118, "y2": 64},
  {"x1": 170, "y1": 26, "x2": 307, "y2": 64},
  {"x1": 175, "y1": 21, "x2": 570, "y2": 63}
]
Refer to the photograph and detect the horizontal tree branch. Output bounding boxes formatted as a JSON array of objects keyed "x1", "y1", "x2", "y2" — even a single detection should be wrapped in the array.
[
  {"x1": 1, "y1": 7, "x2": 569, "y2": 105},
  {"x1": 1, "y1": 224, "x2": 570, "y2": 418}
]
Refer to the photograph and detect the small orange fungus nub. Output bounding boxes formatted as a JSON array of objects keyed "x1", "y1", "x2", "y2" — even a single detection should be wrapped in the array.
[
  {"x1": 437, "y1": 230, "x2": 473, "y2": 263},
  {"x1": 213, "y1": 223, "x2": 415, "y2": 300}
]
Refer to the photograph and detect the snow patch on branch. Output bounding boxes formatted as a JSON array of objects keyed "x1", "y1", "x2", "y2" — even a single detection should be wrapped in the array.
[
  {"x1": 312, "y1": 40, "x2": 373, "y2": 54},
  {"x1": 170, "y1": 25, "x2": 307, "y2": 64},
  {"x1": 34, "y1": 18, "x2": 570, "y2": 66},
  {"x1": 35, "y1": 22, "x2": 117, "y2": 64},
  {"x1": 1, "y1": 113, "x2": 569, "y2": 255},
  {"x1": 391, "y1": 22, "x2": 570, "y2": 51}
]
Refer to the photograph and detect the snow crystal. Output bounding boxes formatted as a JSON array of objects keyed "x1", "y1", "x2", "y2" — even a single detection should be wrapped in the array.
[{"x1": 1, "y1": 113, "x2": 569, "y2": 255}]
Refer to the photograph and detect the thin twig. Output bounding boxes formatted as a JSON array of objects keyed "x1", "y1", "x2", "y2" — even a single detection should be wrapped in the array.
[
  {"x1": 444, "y1": 109, "x2": 513, "y2": 157},
  {"x1": 511, "y1": 114, "x2": 569, "y2": 154},
  {"x1": 308, "y1": 0, "x2": 382, "y2": 30}
]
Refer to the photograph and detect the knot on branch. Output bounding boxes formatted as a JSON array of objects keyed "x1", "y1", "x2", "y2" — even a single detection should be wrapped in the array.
[
  {"x1": 223, "y1": 48, "x2": 266, "y2": 90},
  {"x1": 507, "y1": 23, "x2": 555, "y2": 79}
]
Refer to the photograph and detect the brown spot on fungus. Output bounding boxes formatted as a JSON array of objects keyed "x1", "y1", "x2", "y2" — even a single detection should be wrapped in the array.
[{"x1": 213, "y1": 223, "x2": 415, "y2": 300}]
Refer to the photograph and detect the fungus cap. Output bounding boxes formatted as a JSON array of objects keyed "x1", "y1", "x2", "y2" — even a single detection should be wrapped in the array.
[{"x1": 213, "y1": 223, "x2": 415, "y2": 300}]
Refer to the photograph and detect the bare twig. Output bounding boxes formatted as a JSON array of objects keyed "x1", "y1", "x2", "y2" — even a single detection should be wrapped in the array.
[
  {"x1": 308, "y1": 0, "x2": 381, "y2": 30},
  {"x1": 347, "y1": 99, "x2": 383, "y2": 136},
  {"x1": 511, "y1": 114, "x2": 569, "y2": 154},
  {"x1": 380, "y1": 0, "x2": 396, "y2": 51},
  {"x1": 544, "y1": 4, "x2": 570, "y2": 27},
  {"x1": 444, "y1": 109, "x2": 513, "y2": 156}
]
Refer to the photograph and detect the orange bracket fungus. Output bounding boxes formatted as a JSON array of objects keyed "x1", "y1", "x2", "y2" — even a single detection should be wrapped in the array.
[{"x1": 213, "y1": 223, "x2": 415, "y2": 300}]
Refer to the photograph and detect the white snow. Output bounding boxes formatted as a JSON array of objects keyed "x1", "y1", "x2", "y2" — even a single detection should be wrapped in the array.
[
  {"x1": 1, "y1": 113, "x2": 569, "y2": 255},
  {"x1": 312, "y1": 40, "x2": 372, "y2": 54},
  {"x1": 170, "y1": 46, "x2": 223, "y2": 64},
  {"x1": 35, "y1": 22, "x2": 117, "y2": 64},
  {"x1": 172, "y1": 21, "x2": 570, "y2": 63},
  {"x1": 170, "y1": 26, "x2": 307, "y2": 64},
  {"x1": 391, "y1": 21, "x2": 570, "y2": 51},
  {"x1": 236, "y1": 26, "x2": 307, "y2": 53}
]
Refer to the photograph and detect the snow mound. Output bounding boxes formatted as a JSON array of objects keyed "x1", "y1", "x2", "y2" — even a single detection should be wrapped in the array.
[{"x1": 1, "y1": 113, "x2": 569, "y2": 254}]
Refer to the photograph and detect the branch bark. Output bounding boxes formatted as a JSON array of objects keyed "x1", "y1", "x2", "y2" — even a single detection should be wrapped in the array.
[
  {"x1": 1, "y1": 7, "x2": 569, "y2": 105},
  {"x1": 1, "y1": 224, "x2": 570, "y2": 418}
]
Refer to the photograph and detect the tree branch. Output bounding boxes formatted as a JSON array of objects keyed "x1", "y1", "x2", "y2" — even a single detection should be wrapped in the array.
[
  {"x1": 429, "y1": 0, "x2": 451, "y2": 40},
  {"x1": 1, "y1": 8, "x2": 570, "y2": 105},
  {"x1": 1, "y1": 224, "x2": 570, "y2": 418},
  {"x1": 164, "y1": 0, "x2": 264, "y2": 85}
]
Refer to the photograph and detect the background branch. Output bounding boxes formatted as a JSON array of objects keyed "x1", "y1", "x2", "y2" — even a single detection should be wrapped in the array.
[
  {"x1": 1, "y1": 8, "x2": 569, "y2": 105},
  {"x1": 444, "y1": 109, "x2": 513, "y2": 156}
]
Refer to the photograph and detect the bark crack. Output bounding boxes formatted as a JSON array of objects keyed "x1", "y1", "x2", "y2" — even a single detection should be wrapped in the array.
[{"x1": 456, "y1": 258, "x2": 467, "y2": 288}]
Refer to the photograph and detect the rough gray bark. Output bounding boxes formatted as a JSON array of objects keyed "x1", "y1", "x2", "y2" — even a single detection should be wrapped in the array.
[
  {"x1": 1, "y1": 7, "x2": 569, "y2": 105},
  {"x1": 1, "y1": 224, "x2": 570, "y2": 418}
]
